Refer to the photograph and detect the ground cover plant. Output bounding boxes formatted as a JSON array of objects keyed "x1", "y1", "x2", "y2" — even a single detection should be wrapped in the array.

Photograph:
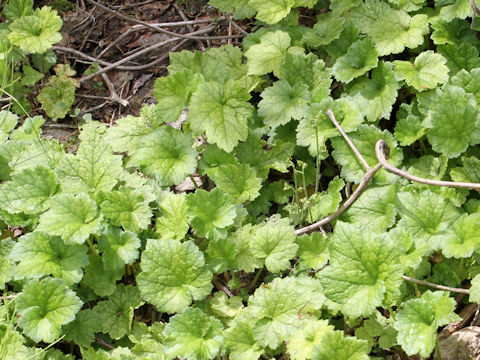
[{"x1": 2, "y1": 0, "x2": 480, "y2": 358}]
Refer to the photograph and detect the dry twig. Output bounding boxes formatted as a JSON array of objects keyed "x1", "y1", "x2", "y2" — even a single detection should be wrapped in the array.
[
  {"x1": 402, "y1": 275, "x2": 469, "y2": 294},
  {"x1": 85, "y1": 0, "x2": 244, "y2": 40},
  {"x1": 375, "y1": 140, "x2": 480, "y2": 190}
]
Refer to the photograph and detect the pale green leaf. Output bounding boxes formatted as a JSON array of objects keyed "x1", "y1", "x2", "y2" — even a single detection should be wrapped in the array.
[
  {"x1": 152, "y1": 70, "x2": 201, "y2": 124},
  {"x1": 287, "y1": 319, "x2": 333, "y2": 360},
  {"x1": 332, "y1": 37, "x2": 378, "y2": 83},
  {"x1": 92, "y1": 284, "x2": 144, "y2": 340},
  {"x1": 37, "y1": 193, "x2": 103, "y2": 245},
  {"x1": 137, "y1": 239, "x2": 213, "y2": 313},
  {"x1": 100, "y1": 187, "x2": 152, "y2": 232},
  {"x1": 186, "y1": 188, "x2": 237, "y2": 239},
  {"x1": 128, "y1": 126, "x2": 197, "y2": 185},
  {"x1": 352, "y1": 0, "x2": 429, "y2": 55},
  {"x1": 319, "y1": 222, "x2": 404, "y2": 318},
  {"x1": 224, "y1": 312, "x2": 264, "y2": 360},
  {"x1": 98, "y1": 227, "x2": 141, "y2": 271},
  {"x1": 155, "y1": 192, "x2": 189, "y2": 241},
  {"x1": 21, "y1": 65, "x2": 43, "y2": 86},
  {"x1": 208, "y1": 0, "x2": 255, "y2": 19},
  {"x1": 393, "y1": 51, "x2": 449, "y2": 91},
  {"x1": 0, "y1": 110, "x2": 18, "y2": 142},
  {"x1": 63, "y1": 309, "x2": 101, "y2": 347},
  {"x1": 0, "y1": 166, "x2": 59, "y2": 214},
  {"x1": 469, "y1": 274, "x2": 480, "y2": 304},
  {"x1": 11, "y1": 232, "x2": 88, "y2": 283},
  {"x1": 188, "y1": 80, "x2": 254, "y2": 152},
  {"x1": 450, "y1": 156, "x2": 480, "y2": 183},
  {"x1": 0, "y1": 238, "x2": 15, "y2": 289},
  {"x1": 312, "y1": 331, "x2": 370, "y2": 360},
  {"x1": 4, "y1": 0, "x2": 33, "y2": 20},
  {"x1": 450, "y1": 68, "x2": 480, "y2": 104},
  {"x1": 16, "y1": 277, "x2": 82, "y2": 343},
  {"x1": 9, "y1": 115, "x2": 44, "y2": 141},
  {"x1": 301, "y1": 13, "x2": 344, "y2": 47},
  {"x1": 431, "y1": 18, "x2": 479, "y2": 46},
  {"x1": 423, "y1": 85, "x2": 480, "y2": 158},
  {"x1": 297, "y1": 232, "x2": 329, "y2": 270},
  {"x1": 245, "y1": 30, "x2": 291, "y2": 77},
  {"x1": 437, "y1": 43, "x2": 480, "y2": 74},
  {"x1": 8, "y1": 6, "x2": 62, "y2": 54},
  {"x1": 83, "y1": 253, "x2": 123, "y2": 297},
  {"x1": 347, "y1": 61, "x2": 401, "y2": 122},
  {"x1": 163, "y1": 307, "x2": 224, "y2": 360},
  {"x1": 439, "y1": 0, "x2": 476, "y2": 21},
  {"x1": 258, "y1": 80, "x2": 310, "y2": 129},
  {"x1": 210, "y1": 163, "x2": 262, "y2": 204},
  {"x1": 104, "y1": 115, "x2": 152, "y2": 154},
  {"x1": 250, "y1": 217, "x2": 298, "y2": 273},
  {"x1": 249, "y1": 0, "x2": 295, "y2": 24},
  {"x1": 441, "y1": 213, "x2": 480, "y2": 258}
]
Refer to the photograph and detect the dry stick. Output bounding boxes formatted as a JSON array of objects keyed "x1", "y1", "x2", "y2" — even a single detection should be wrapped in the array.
[
  {"x1": 78, "y1": 34, "x2": 198, "y2": 83},
  {"x1": 402, "y1": 275, "x2": 469, "y2": 294},
  {"x1": 470, "y1": 0, "x2": 480, "y2": 28},
  {"x1": 85, "y1": 0, "x2": 243, "y2": 40},
  {"x1": 327, "y1": 108, "x2": 370, "y2": 171},
  {"x1": 101, "y1": 72, "x2": 129, "y2": 107},
  {"x1": 229, "y1": 14, "x2": 249, "y2": 35},
  {"x1": 173, "y1": 3, "x2": 206, "y2": 51},
  {"x1": 295, "y1": 163, "x2": 382, "y2": 235},
  {"x1": 375, "y1": 140, "x2": 480, "y2": 190}
]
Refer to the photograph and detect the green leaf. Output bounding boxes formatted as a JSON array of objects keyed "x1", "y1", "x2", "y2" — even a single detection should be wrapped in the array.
[
  {"x1": 352, "y1": 0, "x2": 429, "y2": 55},
  {"x1": 152, "y1": 70, "x2": 201, "y2": 124},
  {"x1": 0, "y1": 166, "x2": 59, "y2": 214},
  {"x1": 92, "y1": 284, "x2": 144, "y2": 340},
  {"x1": 0, "y1": 238, "x2": 15, "y2": 289},
  {"x1": 6, "y1": 138, "x2": 64, "y2": 174},
  {"x1": 208, "y1": 0, "x2": 255, "y2": 19},
  {"x1": 100, "y1": 187, "x2": 152, "y2": 232},
  {"x1": 249, "y1": 0, "x2": 295, "y2": 24},
  {"x1": 21, "y1": 65, "x2": 44, "y2": 86},
  {"x1": 311, "y1": 331, "x2": 370, "y2": 360},
  {"x1": 396, "y1": 189, "x2": 461, "y2": 249},
  {"x1": 0, "y1": 110, "x2": 18, "y2": 142},
  {"x1": 4, "y1": 0, "x2": 34, "y2": 20},
  {"x1": 393, "y1": 51, "x2": 449, "y2": 91},
  {"x1": 245, "y1": 30, "x2": 291, "y2": 77},
  {"x1": 347, "y1": 61, "x2": 401, "y2": 122},
  {"x1": 137, "y1": 239, "x2": 213, "y2": 313},
  {"x1": 431, "y1": 18, "x2": 479, "y2": 46},
  {"x1": 37, "y1": 193, "x2": 103, "y2": 245},
  {"x1": 16, "y1": 277, "x2": 82, "y2": 343},
  {"x1": 8, "y1": 6, "x2": 62, "y2": 54},
  {"x1": 104, "y1": 115, "x2": 152, "y2": 154},
  {"x1": 287, "y1": 319, "x2": 334, "y2": 360},
  {"x1": 325, "y1": 22, "x2": 360, "y2": 61},
  {"x1": 439, "y1": 0, "x2": 475, "y2": 21},
  {"x1": 163, "y1": 307, "x2": 224, "y2": 360},
  {"x1": 394, "y1": 290, "x2": 460, "y2": 357},
  {"x1": 301, "y1": 13, "x2": 345, "y2": 47},
  {"x1": 470, "y1": 274, "x2": 480, "y2": 304},
  {"x1": 9, "y1": 115, "x2": 45, "y2": 141},
  {"x1": 441, "y1": 213, "x2": 480, "y2": 258},
  {"x1": 331, "y1": 124, "x2": 403, "y2": 183},
  {"x1": 437, "y1": 43, "x2": 480, "y2": 74},
  {"x1": 208, "y1": 292, "x2": 244, "y2": 320},
  {"x1": 388, "y1": 0, "x2": 426, "y2": 11},
  {"x1": 332, "y1": 37, "x2": 378, "y2": 83},
  {"x1": 155, "y1": 192, "x2": 189, "y2": 241},
  {"x1": 319, "y1": 222, "x2": 404, "y2": 318},
  {"x1": 98, "y1": 227, "x2": 141, "y2": 271},
  {"x1": 248, "y1": 277, "x2": 325, "y2": 349},
  {"x1": 250, "y1": 217, "x2": 298, "y2": 273},
  {"x1": 186, "y1": 188, "x2": 237, "y2": 239},
  {"x1": 423, "y1": 85, "x2": 480, "y2": 158},
  {"x1": 297, "y1": 97, "x2": 365, "y2": 157},
  {"x1": 450, "y1": 68, "x2": 480, "y2": 104},
  {"x1": 37, "y1": 64, "x2": 80, "y2": 121},
  {"x1": 279, "y1": 52, "x2": 332, "y2": 103},
  {"x1": 129, "y1": 322, "x2": 166, "y2": 359},
  {"x1": 83, "y1": 253, "x2": 123, "y2": 297},
  {"x1": 188, "y1": 80, "x2": 254, "y2": 152},
  {"x1": 210, "y1": 163, "x2": 262, "y2": 204},
  {"x1": 394, "y1": 114, "x2": 426, "y2": 146},
  {"x1": 450, "y1": 156, "x2": 480, "y2": 183},
  {"x1": 308, "y1": 176, "x2": 345, "y2": 221},
  {"x1": 56, "y1": 124, "x2": 122, "y2": 194},
  {"x1": 128, "y1": 126, "x2": 197, "y2": 185},
  {"x1": 297, "y1": 232, "x2": 329, "y2": 270},
  {"x1": 258, "y1": 80, "x2": 310, "y2": 129},
  {"x1": 224, "y1": 312, "x2": 265, "y2": 360},
  {"x1": 11, "y1": 232, "x2": 88, "y2": 283},
  {"x1": 341, "y1": 185, "x2": 397, "y2": 233},
  {"x1": 63, "y1": 309, "x2": 101, "y2": 347}
]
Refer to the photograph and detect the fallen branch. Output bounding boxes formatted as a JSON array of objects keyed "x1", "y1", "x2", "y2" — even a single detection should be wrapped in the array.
[
  {"x1": 402, "y1": 275, "x2": 469, "y2": 294},
  {"x1": 375, "y1": 140, "x2": 480, "y2": 190},
  {"x1": 85, "y1": 0, "x2": 244, "y2": 41}
]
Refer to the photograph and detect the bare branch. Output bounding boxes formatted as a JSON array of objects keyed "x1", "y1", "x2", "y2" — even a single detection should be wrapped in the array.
[
  {"x1": 295, "y1": 163, "x2": 382, "y2": 235},
  {"x1": 85, "y1": 0, "x2": 244, "y2": 40},
  {"x1": 375, "y1": 140, "x2": 480, "y2": 190},
  {"x1": 327, "y1": 108, "x2": 370, "y2": 171},
  {"x1": 402, "y1": 275, "x2": 469, "y2": 294}
]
